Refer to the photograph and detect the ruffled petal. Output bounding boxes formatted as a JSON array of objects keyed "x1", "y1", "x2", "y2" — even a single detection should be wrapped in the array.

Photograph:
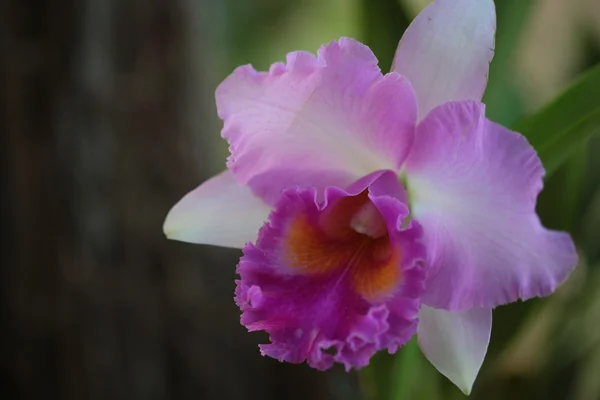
[
  {"x1": 163, "y1": 170, "x2": 271, "y2": 248},
  {"x1": 405, "y1": 101, "x2": 577, "y2": 309},
  {"x1": 417, "y1": 306, "x2": 492, "y2": 395},
  {"x1": 218, "y1": 38, "x2": 417, "y2": 204},
  {"x1": 392, "y1": 0, "x2": 496, "y2": 120},
  {"x1": 235, "y1": 171, "x2": 426, "y2": 370}
]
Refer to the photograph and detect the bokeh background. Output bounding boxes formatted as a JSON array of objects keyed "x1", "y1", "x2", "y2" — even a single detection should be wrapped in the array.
[{"x1": 2, "y1": 0, "x2": 600, "y2": 399}]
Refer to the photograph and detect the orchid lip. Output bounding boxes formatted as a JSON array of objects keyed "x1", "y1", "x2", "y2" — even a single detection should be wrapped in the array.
[{"x1": 235, "y1": 172, "x2": 426, "y2": 370}]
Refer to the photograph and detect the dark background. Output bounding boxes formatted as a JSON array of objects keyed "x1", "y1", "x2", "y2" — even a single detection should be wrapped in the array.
[{"x1": 2, "y1": 0, "x2": 600, "y2": 399}]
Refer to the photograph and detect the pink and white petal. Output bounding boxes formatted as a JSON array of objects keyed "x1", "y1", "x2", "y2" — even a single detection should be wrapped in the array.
[
  {"x1": 405, "y1": 101, "x2": 578, "y2": 310},
  {"x1": 218, "y1": 38, "x2": 417, "y2": 204},
  {"x1": 163, "y1": 170, "x2": 271, "y2": 248},
  {"x1": 392, "y1": 0, "x2": 496, "y2": 120},
  {"x1": 417, "y1": 306, "x2": 492, "y2": 395}
]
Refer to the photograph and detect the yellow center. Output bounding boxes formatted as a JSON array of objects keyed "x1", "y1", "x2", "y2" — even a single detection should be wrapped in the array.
[{"x1": 282, "y1": 192, "x2": 401, "y2": 302}]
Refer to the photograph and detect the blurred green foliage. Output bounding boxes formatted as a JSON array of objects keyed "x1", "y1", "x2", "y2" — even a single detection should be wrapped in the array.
[
  {"x1": 513, "y1": 65, "x2": 600, "y2": 177},
  {"x1": 218, "y1": 0, "x2": 600, "y2": 398}
]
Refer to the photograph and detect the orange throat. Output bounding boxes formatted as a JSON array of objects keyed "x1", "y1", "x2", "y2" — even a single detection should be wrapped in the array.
[{"x1": 282, "y1": 191, "x2": 402, "y2": 302}]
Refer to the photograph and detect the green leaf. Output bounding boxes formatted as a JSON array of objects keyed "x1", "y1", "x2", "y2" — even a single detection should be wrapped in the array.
[
  {"x1": 484, "y1": 0, "x2": 533, "y2": 126},
  {"x1": 536, "y1": 143, "x2": 589, "y2": 234},
  {"x1": 512, "y1": 64, "x2": 600, "y2": 176},
  {"x1": 360, "y1": 0, "x2": 410, "y2": 72},
  {"x1": 390, "y1": 338, "x2": 419, "y2": 400}
]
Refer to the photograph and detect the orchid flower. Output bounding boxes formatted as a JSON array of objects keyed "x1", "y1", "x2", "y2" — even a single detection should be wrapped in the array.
[{"x1": 163, "y1": 0, "x2": 577, "y2": 394}]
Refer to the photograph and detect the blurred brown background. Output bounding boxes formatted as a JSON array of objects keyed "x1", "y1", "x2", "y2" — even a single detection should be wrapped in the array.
[
  {"x1": 2, "y1": 0, "x2": 600, "y2": 399},
  {"x1": 1, "y1": 0, "x2": 344, "y2": 399}
]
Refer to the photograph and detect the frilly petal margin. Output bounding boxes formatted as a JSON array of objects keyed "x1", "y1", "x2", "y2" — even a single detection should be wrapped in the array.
[
  {"x1": 235, "y1": 171, "x2": 426, "y2": 370},
  {"x1": 392, "y1": 0, "x2": 496, "y2": 121},
  {"x1": 417, "y1": 306, "x2": 492, "y2": 395},
  {"x1": 405, "y1": 101, "x2": 578, "y2": 310},
  {"x1": 217, "y1": 38, "x2": 417, "y2": 204},
  {"x1": 163, "y1": 170, "x2": 271, "y2": 248}
]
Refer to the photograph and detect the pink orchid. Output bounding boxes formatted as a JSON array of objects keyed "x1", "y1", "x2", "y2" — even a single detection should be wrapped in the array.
[{"x1": 163, "y1": 0, "x2": 577, "y2": 394}]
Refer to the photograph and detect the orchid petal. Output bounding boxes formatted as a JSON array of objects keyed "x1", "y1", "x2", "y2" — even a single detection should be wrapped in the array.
[
  {"x1": 218, "y1": 38, "x2": 417, "y2": 204},
  {"x1": 163, "y1": 170, "x2": 271, "y2": 248},
  {"x1": 237, "y1": 171, "x2": 426, "y2": 370},
  {"x1": 392, "y1": 0, "x2": 496, "y2": 120},
  {"x1": 418, "y1": 306, "x2": 492, "y2": 395},
  {"x1": 405, "y1": 101, "x2": 578, "y2": 309}
]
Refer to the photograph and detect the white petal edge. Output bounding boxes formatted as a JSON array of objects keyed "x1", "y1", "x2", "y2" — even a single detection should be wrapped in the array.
[
  {"x1": 417, "y1": 306, "x2": 492, "y2": 395},
  {"x1": 163, "y1": 170, "x2": 272, "y2": 248},
  {"x1": 392, "y1": 0, "x2": 496, "y2": 120}
]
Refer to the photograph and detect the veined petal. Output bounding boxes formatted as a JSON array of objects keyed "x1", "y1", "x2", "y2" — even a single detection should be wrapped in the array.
[
  {"x1": 236, "y1": 171, "x2": 426, "y2": 370},
  {"x1": 163, "y1": 170, "x2": 271, "y2": 248},
  {"x1": 392, "y1": 0, "x2": 496, "y2": 120},
  {"x1": 405, "y1": 101, "x2": 578, "y2": 309},
  {"x1": 417, "y1": 306, "x2": 492, "y2": 395},
  {"x1": 218, "y1": 38, "x2": 417, "y2": 204}
]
